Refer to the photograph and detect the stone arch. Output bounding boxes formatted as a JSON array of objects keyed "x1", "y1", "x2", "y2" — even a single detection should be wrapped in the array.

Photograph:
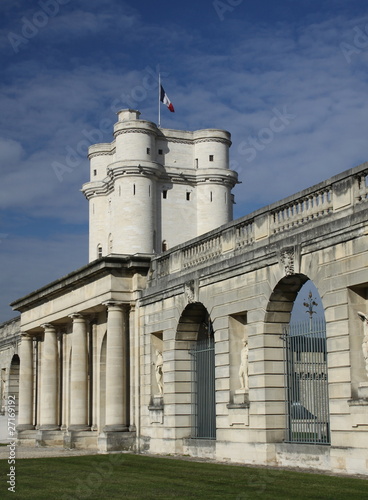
[
  {"x1": 172, "y1": 303, "x2": 216, "y2": 441},
  {"x1": 8, "y1": 354, "x2": 20, "y2": 414},
  {"x1": 262, "y1": 273, "x2": 328, "y2": 443},
  {"x1": 176, "y1": 303, "x2": 211, "y2": 341}
]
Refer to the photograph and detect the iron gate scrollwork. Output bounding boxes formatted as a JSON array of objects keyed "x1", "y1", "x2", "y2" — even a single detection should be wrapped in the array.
[{"x1": 282, "y1": 318, "x2": 330, "y2": 445}]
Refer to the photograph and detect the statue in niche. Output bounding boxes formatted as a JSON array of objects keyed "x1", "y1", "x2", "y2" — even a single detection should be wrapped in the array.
[
  {"x1": 155, "y1": 349, "x2": 164, "y2": 395},
  {"x1": 357, "y1": 312, "x2": 368, "y2": 377},
  {"x1": 238, "y1": 339, "x2": 249, "y2": 390}
]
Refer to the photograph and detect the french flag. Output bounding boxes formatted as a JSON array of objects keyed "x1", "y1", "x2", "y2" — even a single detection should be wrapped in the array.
[{"x1": 160, "y1": 85, "x2": 175, "y2": 112}]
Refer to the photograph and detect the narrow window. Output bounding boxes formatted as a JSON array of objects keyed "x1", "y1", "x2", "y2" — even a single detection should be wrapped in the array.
[
  {"x1": 147, "y1": 147, "x2": 150, "y2": 155},
  {"x1": 210, "y1": 191, "x2": 213, "y2": 202},
  {"x1": 163, "y1": 190, "x2": 167, "y2": 199},
  {"x1": 93, "y1": 169, "x2": 97, "y2": 176},
  {"x1": 162, "y1": 240, "x2": 167, "y2": 252},
  {"x1": 158, "y1": 149, "x2": 163, "y2": 155},
  {"x1": 209, "y1": 155, "x2": 214, "y2": 162},
  {"x1": 149, "y1": 185, "x2": 151, "y2": 197},
  {"x1": 97, "y1": 245, "x2": 102, "y2": 259},
  {"x1": 186, "y1": 192, "x2": 191, "y2": 201},
  {"x1": 195, "y1": 158, "x2": 198, "y2": 168},
  {"x1": 133, "y1": 184, "x2": 136, "y2": 195}
]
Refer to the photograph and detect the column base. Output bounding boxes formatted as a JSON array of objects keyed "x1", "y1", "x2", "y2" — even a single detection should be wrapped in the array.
[
  {"x1": 36, "y1": 429, "x2": 63, "y2": 447},
  {"x1": 16, "y1": 424, "x2": 35, "y2": 431},
  {"x1": 103, "y1": 424, "x2": 129, "y2": 432},
  {"x1": 98, "y1": 431, "x2": 136, "y2": 452},
  {"x1": 38, "y1": 424, "x2": 60, "y2": 431},
  {"x1": 64, "y1": 430, "x2": 98, "y2": 450},
  {"x1": 68, "y1": 425, "x2": 91, "y2": 432},
  {"x1": 17, "y1": 429, "x2": 37, "y2": 446}
]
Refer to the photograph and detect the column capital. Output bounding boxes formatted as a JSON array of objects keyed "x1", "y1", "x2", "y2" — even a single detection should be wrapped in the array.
[
  {"x1": 41, "y1": 323, "x2": 56, "y2": 332},
  {"x1": 20, "y1": 333, "x2": 33, "y2": 341},
  {"x1": 102, "y1": 301, "x2": 127, "y2": 310},
  {"x1": 68, "y1": 313, "x2": 85, "y2": 321}
]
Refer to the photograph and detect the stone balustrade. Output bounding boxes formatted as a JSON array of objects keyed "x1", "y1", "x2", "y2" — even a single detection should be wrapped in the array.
[{"x1": 150, "y1": 162, "x2": 368, "y2": 280}]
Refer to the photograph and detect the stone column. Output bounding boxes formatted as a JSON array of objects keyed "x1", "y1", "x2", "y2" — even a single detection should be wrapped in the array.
[
  {"x1": 69, "y1": 313, "x2": 89, "y2": 430},
  {"x1": 103, "y1": 302, "x2": 129, "y2": 431},
  {"x1": 39, "y1": 324, "x2": 59, "y2": 430},
  {"x1": 17, "y1": 334, "x2": 34, "y2": 430}
]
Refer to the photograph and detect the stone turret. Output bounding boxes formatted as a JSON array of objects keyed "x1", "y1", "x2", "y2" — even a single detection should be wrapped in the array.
[{"x1": 82, "y1": 110, "x2": 238, "y2": 261}]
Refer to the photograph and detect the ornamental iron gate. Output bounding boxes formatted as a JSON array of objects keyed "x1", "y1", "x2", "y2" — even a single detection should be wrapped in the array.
[
  {"x1": 282, "y1": 318, "x2": 330, "y2": 445},
  {"x1": 189, "y1": 320, "x2": 216, "y2": 439}
]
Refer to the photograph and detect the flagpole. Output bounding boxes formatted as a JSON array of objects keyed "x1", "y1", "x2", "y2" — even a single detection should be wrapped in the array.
[{"x1": 158, "y1": 72, "x2": 161, "y2": 128}]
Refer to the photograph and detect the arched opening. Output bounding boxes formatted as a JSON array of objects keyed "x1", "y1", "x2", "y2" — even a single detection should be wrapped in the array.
[
  {"x1": 9, "y1": 355, "x2": 20, "y2": 414},
  {"x1": 264, "y1": 275, "x2": 330, "y2": 445},
  {"x1": 286, "y1": 281, "x2": 330, "y2": 444},
  {"x1": 176, "y1": 303, "x2": 216, "y2": 440}
]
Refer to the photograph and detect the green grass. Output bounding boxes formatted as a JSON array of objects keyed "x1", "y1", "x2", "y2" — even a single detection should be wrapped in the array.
[{"x1": 0, "y1": 453, "x2": 366, "y2": 500}]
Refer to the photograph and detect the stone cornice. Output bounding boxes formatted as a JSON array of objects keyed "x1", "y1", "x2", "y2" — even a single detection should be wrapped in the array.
[
  {"x1": 114, "y1": 128, "x2": 154, "y2": 138},
  {"x1": 11, "y1": 256, "x2": 152, "y2": 313},
  {"x1": 88, "y1": 148, "x2": 116, "y2": 159},
  {"x1": 82, "y1": 165, "x2": 238, "y2": 199}
]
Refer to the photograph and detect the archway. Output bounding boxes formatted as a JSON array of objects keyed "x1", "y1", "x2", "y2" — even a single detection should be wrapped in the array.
[
  {"x1": 264, "y1": 274, "x2": 329, "y2": 444},
  {"x1": 176, "y1": 303, "x2": 216, "y2": 439}
]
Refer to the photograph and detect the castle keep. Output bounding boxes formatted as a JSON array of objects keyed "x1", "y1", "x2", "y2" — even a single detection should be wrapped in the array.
[{"x1": 1, "y1": 110, "x2": 368, "y2": 475}]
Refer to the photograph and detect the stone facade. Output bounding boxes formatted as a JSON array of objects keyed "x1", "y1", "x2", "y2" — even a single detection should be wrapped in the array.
[{"x1": 0, "y1": 110, "x2": 367, "y2": 475}]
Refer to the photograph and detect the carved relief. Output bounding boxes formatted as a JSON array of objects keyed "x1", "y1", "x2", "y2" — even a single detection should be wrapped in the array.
[
  {"x1": 184, "y1": 280, "x2": 196, "y2": 303},
  {"x1": 281, "y1": 247, "x2": 295, "y2": 276}
]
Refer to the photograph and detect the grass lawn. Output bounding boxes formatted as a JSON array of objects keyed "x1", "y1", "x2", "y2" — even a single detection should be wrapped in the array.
[{"x1": 0, "y1": 453, "x2": 367, "y2": 500}]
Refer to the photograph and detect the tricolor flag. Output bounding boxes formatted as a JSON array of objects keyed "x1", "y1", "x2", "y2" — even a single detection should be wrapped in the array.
[{"x1": 160, "y1": 85, "x2": 175, "y2": 112}]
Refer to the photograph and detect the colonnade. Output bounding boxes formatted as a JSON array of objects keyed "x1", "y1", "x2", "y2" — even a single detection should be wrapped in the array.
[{"x1": 16, "y1": 302, "x2": 129, "y2": 435}]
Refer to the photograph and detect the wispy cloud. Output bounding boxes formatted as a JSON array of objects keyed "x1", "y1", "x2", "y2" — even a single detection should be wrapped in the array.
[{"x1": 2, "y1": 2, "x2": 368, "y2": 321}]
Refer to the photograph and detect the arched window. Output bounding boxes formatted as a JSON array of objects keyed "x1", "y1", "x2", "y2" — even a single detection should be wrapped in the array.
[{"x1": 97, "y1": 245, "x2": 102, "y2": 259}]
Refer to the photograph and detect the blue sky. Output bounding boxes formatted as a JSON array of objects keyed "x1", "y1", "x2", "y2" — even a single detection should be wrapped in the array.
[{"x1": 1, "y1": 0, "x2": 368, "y2": 322}]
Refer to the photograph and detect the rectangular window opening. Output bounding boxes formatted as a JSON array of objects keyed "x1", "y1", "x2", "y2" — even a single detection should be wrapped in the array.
[
  {"x1": 147, "y1": 148, "x2": 150, "y2": 155},
  {"x1": 163, "y1": 190, "x2": 167, "y2": 199},
  {"x1": 209, "y1": 155, "x2": 214, "y2": 162},
  {"x1": 186, "y1": 192, "x2": 191, "y2": 201},
  {"x1": 158, "y1": 149, "x2": 163, "y2": 155}
]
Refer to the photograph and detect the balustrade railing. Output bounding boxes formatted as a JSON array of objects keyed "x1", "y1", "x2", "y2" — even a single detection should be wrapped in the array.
[{"x1": 152, "y1": 163, "x2": 368, "y2": 280}]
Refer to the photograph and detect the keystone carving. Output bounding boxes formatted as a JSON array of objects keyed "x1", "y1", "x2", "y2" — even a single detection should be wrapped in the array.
[
  {"x1": 184, "y1": 280, "x2": 196, "y2": 303},
  {"x1": 281, "y1": 247, "x2": 295, "y2": 276}
]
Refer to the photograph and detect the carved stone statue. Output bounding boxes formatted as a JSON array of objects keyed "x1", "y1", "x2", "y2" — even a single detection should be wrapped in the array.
[
  {"x1": 357, "y1": 311, "x2": 368, "y2": 377},
  {"x1": 238, "y1": 339, "x2": 249, "y2": 390},
  {"x1": 155, "y1": 350, "x2": 164, "y2": 395}
]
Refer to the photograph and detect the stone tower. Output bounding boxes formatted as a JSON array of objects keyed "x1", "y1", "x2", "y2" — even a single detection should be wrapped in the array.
[{"x1": 82, "y1": 109, "x2": 238, "y2": 261}]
